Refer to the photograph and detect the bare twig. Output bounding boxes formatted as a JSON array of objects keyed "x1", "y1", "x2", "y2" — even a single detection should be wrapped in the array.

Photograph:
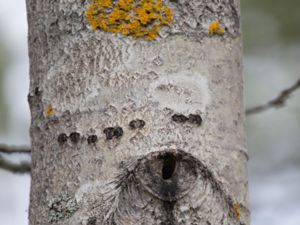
[
  {"x1": 0, "y1": 156, "x2": 31, "y2": 173},
  {"x1": 0, "y1": 144, "x2": 31, "y2": 154},
  {"x1": 246, "y1": 79, "x2": 300, "y2": 116},
  {"x1": 0, "y1": 144, "x2": 31, "y2": 173}
]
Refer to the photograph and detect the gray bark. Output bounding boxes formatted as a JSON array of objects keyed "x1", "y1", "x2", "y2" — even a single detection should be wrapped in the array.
[{"x1": 27, "y1": 0, "x2": 249, "y2": 225}]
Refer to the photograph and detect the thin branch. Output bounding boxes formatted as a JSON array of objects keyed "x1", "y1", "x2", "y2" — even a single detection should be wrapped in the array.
[
  {"x1": 0, "y1": 144, "x2": 31, "y2": 154},
  {"x1": 246, "y1": 79, "x2": 300, "y2": 116},
  {"x1": 0, "y1": 156, "x2": 31, "y2": 173}
]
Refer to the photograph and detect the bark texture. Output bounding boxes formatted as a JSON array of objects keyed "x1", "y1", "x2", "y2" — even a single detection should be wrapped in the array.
[{"x1": 27, "y1": 0, "x2": 249, "y2": 225}]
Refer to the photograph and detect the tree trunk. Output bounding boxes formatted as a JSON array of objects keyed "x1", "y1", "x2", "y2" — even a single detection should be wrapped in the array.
[{"x1": 27, "y1": 0, "x2": 249, "y2": 224}]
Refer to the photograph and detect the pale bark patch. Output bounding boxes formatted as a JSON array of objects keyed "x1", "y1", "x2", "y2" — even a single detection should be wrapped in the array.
[{"x1": 149, "y1": 71, "x2": 210, "y2": 113}]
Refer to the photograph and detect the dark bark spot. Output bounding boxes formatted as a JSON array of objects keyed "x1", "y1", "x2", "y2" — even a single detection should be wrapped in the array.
[
  {"x1": 34, "y1": 87, "x2": 42, "y2": 96},
  {"x1": 103, "y1": 127, "x2": 115, "y2": 140},
  {"x1": 188, "y1": 114, "x2": 202, "y2": 126},
  {"x1": 57, "y1": 133, "x2": 68, "y2": 143},
  {"x1": 103, "y1": 127, "x2": 123, "y2": 140},
  {"x1": 87, "y1": 135, "x2": 98, "y2": 144},
  {"x1": 69, "y1": 132, "x2": 80, "y2": 143},
  {"x1": 172, "y1": 114, "x2": 188, "y2": 123},
  {"x1": 114, "y1": 126, "x2": 123, "y2": 138},
  {"x1": 27, "y1": 93, "x2": 34, "y2": 104},
  {"x1": 129, "y1": 119, "x2": 146, "y2": 129}
]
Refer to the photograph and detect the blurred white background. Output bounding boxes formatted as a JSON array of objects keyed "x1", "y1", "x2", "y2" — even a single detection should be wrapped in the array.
[
  {"x1": 0, "y1": 0, "x2": 299, "y2": 225},
  {"x1": 0, "y1": 0, "x2": 30, "y2": 225}
]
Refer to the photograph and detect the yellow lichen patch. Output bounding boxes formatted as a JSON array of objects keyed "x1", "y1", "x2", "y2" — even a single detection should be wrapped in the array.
[
  {"x1": 208, "y1": 20, "x2": 225, "y2": 35},
  {"x1": 86, "y1": 0, "x2": 173, "y2": 41},
  {"x1": 44, "y1": 105, "x2": 55, "y2": 117},
  {"x1": 231, "y1": 202, "x2": 241, "y2": 220}
]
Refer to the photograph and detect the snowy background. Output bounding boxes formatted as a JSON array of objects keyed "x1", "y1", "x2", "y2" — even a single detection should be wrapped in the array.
[{"x1": 0, "y1": 0, "x2": 300, "y2": 224}]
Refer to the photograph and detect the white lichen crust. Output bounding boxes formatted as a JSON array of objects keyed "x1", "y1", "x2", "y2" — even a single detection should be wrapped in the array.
[{"x1": 26, "y1": 0, "x2": 249, "y2": 225}]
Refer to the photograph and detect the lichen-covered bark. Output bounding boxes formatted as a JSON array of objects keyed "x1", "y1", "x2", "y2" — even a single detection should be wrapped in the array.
[{"x1": 27, "y1": 0, "x2": 249, "y2": 225}]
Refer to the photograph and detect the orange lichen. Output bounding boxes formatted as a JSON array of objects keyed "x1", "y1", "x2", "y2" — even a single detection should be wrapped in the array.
[
  {"x1": 231, "y1": 202, "x2": 241, "y2": 220},
  {"x1": 86, "y1": 0, "x2": 173, "y2": 40},
  {"x1": 208, "y1": 20, "x2": 225, "y2": 35},
  {"x1": 44, "y1": 105, "x2": 55, "y2": 117}
]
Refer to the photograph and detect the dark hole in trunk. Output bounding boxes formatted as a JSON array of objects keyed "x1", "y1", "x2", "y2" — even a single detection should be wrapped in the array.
[{"x1": 162, "y1": 153, "x2": 176, "y2": 180}]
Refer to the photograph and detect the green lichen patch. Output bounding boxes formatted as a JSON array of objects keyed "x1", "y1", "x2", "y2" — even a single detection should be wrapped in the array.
[{"x1": 47, "y1": 193, "x2": 79, "y2": 223}]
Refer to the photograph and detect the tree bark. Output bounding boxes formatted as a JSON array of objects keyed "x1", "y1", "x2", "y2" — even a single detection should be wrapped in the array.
[{"x1": 27, "y1": 0, "x2": 249, "y2": 225}]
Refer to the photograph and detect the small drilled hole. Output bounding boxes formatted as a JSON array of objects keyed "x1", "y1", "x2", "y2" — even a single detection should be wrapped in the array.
[{"x1": 162, "y1": 153, "x2": 176, "y2": 180}]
